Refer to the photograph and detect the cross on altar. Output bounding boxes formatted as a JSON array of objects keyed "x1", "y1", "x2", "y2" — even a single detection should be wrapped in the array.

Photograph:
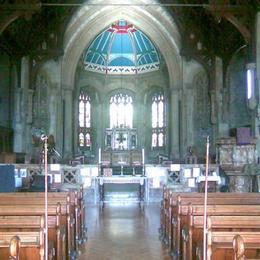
[
  {"x1": 116, "y1": 133, "x2": 126, "y2": 143},
  {"x1": 116, "y1": 133, "x2": 127, "y2": 149}
]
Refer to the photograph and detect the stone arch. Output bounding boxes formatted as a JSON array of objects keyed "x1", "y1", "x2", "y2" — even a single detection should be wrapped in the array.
[
  {"x1": 61, "y1": 0, "x2": 182, "y2": 156},
  {"x1": 62, "y1": 1, "x2": 181, "y2": 91}
]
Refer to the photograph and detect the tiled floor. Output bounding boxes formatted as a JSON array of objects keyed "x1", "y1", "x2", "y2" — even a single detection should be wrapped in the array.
[{"x1": 79, "y1": 203, "x2": 171, "y2": 260}]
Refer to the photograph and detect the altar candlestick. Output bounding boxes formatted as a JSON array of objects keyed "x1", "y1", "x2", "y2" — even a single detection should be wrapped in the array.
[
  {"x1": 142, "y1": 148, "x2": 145, "y2": 165},
  {"x1": 98, "y1": 148, "x2": 101, "y2": 164}
]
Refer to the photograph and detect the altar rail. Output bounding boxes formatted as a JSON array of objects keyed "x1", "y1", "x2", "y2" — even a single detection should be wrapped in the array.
[
  {"x1": 12, "y1": 164, "x2": 170, "y2": 203},
  {"x1": 14, "y1": 164, "x2": 86, "y2": 186}
]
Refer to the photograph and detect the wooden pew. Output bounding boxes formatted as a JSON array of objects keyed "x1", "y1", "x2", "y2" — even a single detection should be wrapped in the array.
[
  {"x1": 169, "y1": 196, "x2": 260, "y2": 260},
  {"x1": 0, "y1": 192, "x2": 80, "y2": 255},
  {"x1": 233, "y1": 234, "x2": 260, "y2": 260},
  {"x1": 0, "y1": 215, "x2": 66, "y2": 260},
  {"x1": 181, "y1": 212, "x2": 260, "y2": 259},
  {"x1": 0, "y1": 189, "x2": 87, "y2": 245},
  {"x1": 205, "y1": 217, "x2": 260, "y2": 260},
  {"x1": 0, "y1": 229, "x2": 55, "y2": 260},
  {"x1": 9, "y1": 235, "x2": 20, "y2": 259},
  {"x1": 0, "y1": 203, "x2": 72, "y2": 259},
  {"x1": 160, "y1": 191, "x2": 260, "y2": 247}
]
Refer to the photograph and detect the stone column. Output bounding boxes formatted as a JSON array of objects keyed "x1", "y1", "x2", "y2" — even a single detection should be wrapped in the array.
[
  {"x1": 170, "y1": 88, "x2": 180, "y2": 159},
  {"x1": 63, "y1": 87, "x2": 74, "y2": 159},
  {"x1": 13, "y1": 56, "x2": 30, "y2": 153},
  {"x1": 215, "y1": 57, "x2": 229, "y2": 137},
  {"x1": 13, "y1": 87, "x2": 23, "y2": 152},
  {"x1": 210, "y1": 57, "x2": 229, "y2": 147},
  {"x1": 49, "y1": 84, "x2": 58, "y2": 137},
  {"x1": 185, "y1": 85, "x2": 194, "y2": 149},
  {"x1": 25, "y1": 89, "x2": 34, "y2": 153}
]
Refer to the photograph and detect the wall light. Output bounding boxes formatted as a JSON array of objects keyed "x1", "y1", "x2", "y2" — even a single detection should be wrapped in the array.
[
  {"x1": 246, "y1": 62, "x2": 256, "y2": 100},
  {"x1": 246, "y1": 62, "x2": 257, "y2": 110}
]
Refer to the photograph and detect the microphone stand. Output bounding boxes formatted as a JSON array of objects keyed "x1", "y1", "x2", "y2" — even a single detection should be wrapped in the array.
[
  {"x1": 41, "y1": 135, "x2": 49, "y2": 260},
  {"x1": 203, "y1": 136, "x2": 210, "y2": 260}
]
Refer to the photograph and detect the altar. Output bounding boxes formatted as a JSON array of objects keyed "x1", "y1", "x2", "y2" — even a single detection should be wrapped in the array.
[{"x1": 97, "y1": 176, "x2": 148, "y2": 208}]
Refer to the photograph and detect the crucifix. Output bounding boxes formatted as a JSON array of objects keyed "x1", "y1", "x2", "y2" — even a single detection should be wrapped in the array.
[{"x1": 116, "y1": 133, "x2": 126, "y2": 150}]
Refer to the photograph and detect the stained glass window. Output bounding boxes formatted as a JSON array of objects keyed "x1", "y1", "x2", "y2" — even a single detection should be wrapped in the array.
[
  {"x1": 83, "y1": 20, "x2": 160, "y2": 75},
  {"x1": 151, "y1": 92, "x2": 165, "y2": 148},
  {"x1": 78, "y1": 90, "x2": 92, "y2": 149},
  {"x1": 110, "y1": 93, "x2": 133, "y2": 128}
]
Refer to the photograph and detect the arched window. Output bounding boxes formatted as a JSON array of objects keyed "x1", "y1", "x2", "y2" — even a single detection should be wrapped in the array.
[
  {"x1": 110, "y1": 93, "x2": 133, "y2": 128},
  {"x1": 151, "y1": 92, "x2": 165, "y2": 148},
  {"x1": 78, "y1": 90, "x2": 92, "y2": 149}
]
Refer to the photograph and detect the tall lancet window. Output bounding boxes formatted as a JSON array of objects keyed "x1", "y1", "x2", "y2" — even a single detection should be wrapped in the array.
[
  {"x1": 151, "y1": 92, "x2": 165, "y2": 148},
  {"x1": 110, "y1": 93, "x2": 133, "y2": 128},
  {"x1": 78, "y1": 90, "x2": 92, "y2": 149}
]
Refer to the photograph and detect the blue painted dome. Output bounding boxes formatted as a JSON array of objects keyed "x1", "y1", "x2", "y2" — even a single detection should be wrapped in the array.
[{"x1": 83, "y1": 20, "x2": 160, "y2": 74}]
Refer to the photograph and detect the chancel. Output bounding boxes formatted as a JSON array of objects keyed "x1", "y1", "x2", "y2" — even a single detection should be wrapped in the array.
[{"x1": 2, "y1": 1, "x2": 260, "y2": 259}]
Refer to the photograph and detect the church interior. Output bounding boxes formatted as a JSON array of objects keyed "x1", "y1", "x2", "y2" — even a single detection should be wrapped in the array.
[{"x1": 1, "y1": 0, "x2": 260, "y2": 259}]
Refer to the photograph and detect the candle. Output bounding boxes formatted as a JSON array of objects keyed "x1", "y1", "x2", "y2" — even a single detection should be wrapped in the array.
[
  {"x1": 142, "y1": 148, "x2": 145, "y2": 165},
  {"x1": 98, "y1": 148, "x2": 101, "y2": 164}
]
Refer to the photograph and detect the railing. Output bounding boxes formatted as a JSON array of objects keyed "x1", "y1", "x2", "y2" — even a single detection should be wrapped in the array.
[{"x1": 14, "y1": 164, "x2": 88, "y2": 186}]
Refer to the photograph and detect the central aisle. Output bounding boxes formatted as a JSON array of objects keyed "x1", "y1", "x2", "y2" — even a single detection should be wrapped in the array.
[{"x1": 80, "y1": 204, "x2": 171, "y2": 260}]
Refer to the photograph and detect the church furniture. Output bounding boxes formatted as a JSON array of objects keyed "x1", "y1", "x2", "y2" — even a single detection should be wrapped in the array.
[
  {"x1": 159, "y1": 190, "x2": 260, "y2": 259},
  {"x1": 233, "y1": 234, "x2": 260, "y2": 260},
  {"x1": 0, "y1": 215, "x2": 66, "y2": 260},
  {"x1": 0, "y1": 200, "x2": 73, "y2": 258},
  {"x1": 97, "y1": 176, "x2": 147, "y2": 209},
  {"x1": 206, "y1": 217, "x2": 260, "y2": 260},
  {"x1": 9, "y1": 235, "x2": 21, "y2": 260},
  {"x1": 181, "y1": 212, "x2": 260, "y2": 259},
  {"x1": 196, "y1": 231, "x2": 260, "y2": 260},
  {"x1": 0, "y1": 204, "x2": 65, "y2": 259},
  {"x1": 160, "y1": 190, "x2": 260, "y2": 247},
  {"x1": 216, "y1": 137, "x2": 257, "y2": 192},
  {"x1": 0, "y1": 188, "x2": 87, "y2": 250},
  {"x1": 0, "y1": 229, "x2": 55, "y2": 260},
  {"x1": 171, "y1": 199, "x2": 260, "y2": 260},
  {"x1": 19, "y1": 189, "x2": 85, "y2": 245}
]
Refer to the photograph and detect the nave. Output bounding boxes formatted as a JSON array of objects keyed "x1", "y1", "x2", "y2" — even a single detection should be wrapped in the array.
[{"x1": 80, "y1": 204, "x2": 170, "y2": 260}]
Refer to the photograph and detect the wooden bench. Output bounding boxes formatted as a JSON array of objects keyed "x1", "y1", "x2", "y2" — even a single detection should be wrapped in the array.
[
  {"x1": 181, "y1": 212, "x2": 260, "y2": 259},
  {"x1": 167, "y1": 194, "x2": 260, "y2": 260},
  {"x1": 0, "y1": 203, "x2": 72, "y2": 259},
  {"x1": 0, "y1": 215, "x2": 66, "y2": 260},
  {"x1": 0, "y1": 189, "x2": 87, "y2": 245},
  {"x1": 160, "y1": 191, "x2": 260, "y2": 246},
  {"x1": 233, "y1": 234, "x2": 260, "y2": 260},
  {"x1": 0, "y1": 229, "x2": 55, "y2": 260},
  {"x1": 204, "y1": 217, "x2": 260, "y2": 260},
  {"x1": 0, "y1": 192, "x2": 82, "y2": 254}
]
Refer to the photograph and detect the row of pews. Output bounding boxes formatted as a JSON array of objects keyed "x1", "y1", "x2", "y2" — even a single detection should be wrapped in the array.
[
  {"x1": 0, "y1": 185, "x2": 87, "y2": 259},
  {"x1": 159, "y1": 186, "x2": 260, "y2": 260}
]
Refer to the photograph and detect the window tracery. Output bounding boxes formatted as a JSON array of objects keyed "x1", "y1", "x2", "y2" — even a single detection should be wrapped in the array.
[
  {"x1": 78, "y1": 90, "x2": 92, "y2": 149},
  {"x1": 151, "y1": 92, "x2": 165, "y2": 148},
  {"x1": 110, "y1": 93, "x2": 133, "y2": 128}
]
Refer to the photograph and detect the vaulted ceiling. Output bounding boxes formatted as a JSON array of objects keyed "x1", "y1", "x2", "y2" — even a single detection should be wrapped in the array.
[{"x1": 0, "y1": 0, "x2": 259, "y2": 67}]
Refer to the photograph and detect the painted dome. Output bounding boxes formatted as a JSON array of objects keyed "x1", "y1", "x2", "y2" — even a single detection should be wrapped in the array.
[{"x1": 83, "y1": 20, "x2": 160, "y2": 75}]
